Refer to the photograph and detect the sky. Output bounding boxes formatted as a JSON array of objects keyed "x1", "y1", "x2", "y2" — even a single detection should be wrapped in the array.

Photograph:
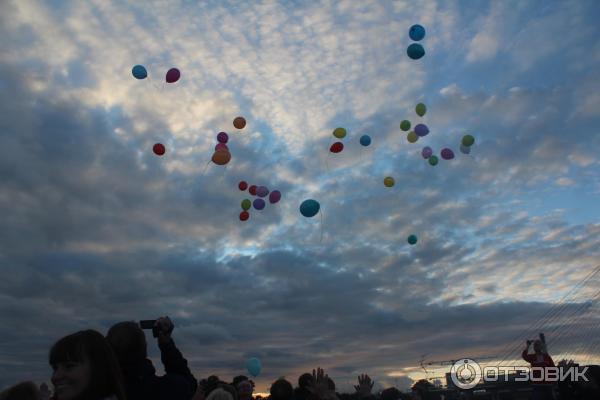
[{"x1": 1, "y1": 0, "x2": 600, "y2": 394}]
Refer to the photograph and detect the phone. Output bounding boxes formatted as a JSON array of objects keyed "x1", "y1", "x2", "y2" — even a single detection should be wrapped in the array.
[{"x1": 139, "y1": 320, "x2": 159, "y2": 337}]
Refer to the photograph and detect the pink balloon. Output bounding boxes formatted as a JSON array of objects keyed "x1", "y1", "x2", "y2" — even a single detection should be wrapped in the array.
[{"x1": 269, "y1": 190, "x2": 281, "y2": 204}]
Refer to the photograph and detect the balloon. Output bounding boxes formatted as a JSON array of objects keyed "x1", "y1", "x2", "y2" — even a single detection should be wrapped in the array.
[
  {"x1": 407, "y1": 43, "x2": 425, "y2": 60},
  {"x1": 165, "y1": 68, "x2": 180, "y2": 83},
  {"x1": 407, "y1": 131, "x2": 418, "y2": 143},
  {"x1": 153, "y1": 143, "x2": 165, "y2": 156},
  {"x1": 239, "y1": 181, "x2": 248, "y2": 191},
  {"x1": 215, "y1": 143, "x2": 229, "y2": 151},
  {"x1": 428, "y1": 155, "x2": 438, "y2": 166},
  {"x1": 300, "y1": 199, "x2": 320, "y2": 218},
  {"x1": 414, "y1": 124, "x2": 429, "y2": 137},
  {"x1": 441, "y1": 148, "x2": 455, "y2": 160},
  {"x1": 240, "y1": 211, "x2": 249, "y2": 221},
  {"x1": 400, "y1": 120, "x2": 411, "y2": 131},
  {"x1": 233, "y1": 117, "x2": 246, "y2": 129},
  {"x1": 246, "y1": 357, "x2": 262, "y2": 377},
  {"x1": 421, "y1": 146, "x2": 433, "y2": 159},
  {"x1": 256, "y1": 186, "x2": 269, "y2": 198},
  {"x1": 415, "y1": 103, "x2": 427, "y2": 117},
  {"x1": 460, "y1": 144, "x2": 471, "y2": 154},
  {"x1": 132, "y1": 65, "x2": 147, "y2": 79},
  {"x1": 217, "y1": 132, "x2": 229, "y2": 143},
  {"x1": 409, "y1": 24, "x2": 426, "y2": 41},
  {"x1": 330, "y1": 142, "x2": 344, "y2": 153},
  {"x1": 384, "y1": 176, "x2": 395, "y2": 187},
  {"x1": 269, "y1": 190, "x2": 281, "y2": 204},
  {"x1": 249, "y1": 185, "x2": 257, "y2": 195},
  {"x1": 212, "y1": 150, "x2": 231, "y2": 165},
  {"x1": 253, "y1": 198, "x2": 266, "y2": 210},
  {"x1": 462, "y1": 135, "x2": 475, "y2": 147},
  {"x1": 407, "y1": 234, "x2": 418, "y2": 245},
  {"x1": 360, "y1": 135, "x2": 371, "y2": 146},
  {"x1": 241, "y1": 199, "x2": 251, "y2": 210},
  {"x1": 333, "y1": 127, "x2": 347, "y2": 139}
]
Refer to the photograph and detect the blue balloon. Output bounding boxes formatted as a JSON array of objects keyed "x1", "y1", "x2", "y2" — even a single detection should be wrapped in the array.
[
  {"x1": 253, "y1": 198, "x2": 266, "y2": 210},
  {"x1": 414, "y1": 124, "x2": 429, "y2": 137},
  {"x1": 300, "y1": 199, "x2": 320, "y2": 218},
  {"x1": 409, "y1": 24, "x2": 426, "y2": 41},
  {"x1": 407, "y1": 44, "x2": 425, "y2": 60},
  {"x1": 246, "y1": 357, "x2": 262, "y2": 377},
  {"x1": 132, "y1": 65, "x2": 147, "y2": 79},
  {"x1": 360, "y1": 135, "x2": 371, "y2": 146}
]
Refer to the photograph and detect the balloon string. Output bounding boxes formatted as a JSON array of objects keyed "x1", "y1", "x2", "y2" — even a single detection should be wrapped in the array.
[
  {"x1": 320, "y1": 210, "x2": 324, "y2": 243},
  {"x1": 200, "y1": 158, "x2": 212, "y2": 177}
]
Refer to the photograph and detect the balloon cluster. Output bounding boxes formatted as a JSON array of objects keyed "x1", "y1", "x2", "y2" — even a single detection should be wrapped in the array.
[
  {"x1": 401, "y1": 103, "x2": 429, "y2": 144},
  {"x1": 132, "y1": 65, "x2": 181, "y2": 83},
  {"x1": 238, "y1": 180, "x2": 281, "y2": 221},
  {"x1": 330, "y1": 127, "x2": 347, "y2": 153},
  {"x1": 420, "y1": 134, "x2": 476, "y2": 166},
  {"x1": 407, "y1": 24, "x2": 426, "y2": 60},
  {"x1": 211, "y1": 131, "x2": 231, "y2": 165}
]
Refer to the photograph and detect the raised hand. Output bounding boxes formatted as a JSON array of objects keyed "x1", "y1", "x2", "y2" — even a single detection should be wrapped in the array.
[{"x1": 353, "y1": 374, "x2": 374, "y2": 397}]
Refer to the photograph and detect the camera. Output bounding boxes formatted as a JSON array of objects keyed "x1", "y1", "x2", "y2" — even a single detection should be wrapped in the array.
[{"x1": 139, "y1": 319, "x2": 159, "y2": 337}]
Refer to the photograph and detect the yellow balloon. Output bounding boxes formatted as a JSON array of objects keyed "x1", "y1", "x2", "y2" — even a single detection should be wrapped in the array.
[
  {"x1": 407, "y1": 131, "x2": 418, "y2": 143},
  {"x1": 384, "y1": 177, "x2": 395, "y2": 187},
  {"x1": 333, "y1": 127, "x2": 347, "y2": 139}
]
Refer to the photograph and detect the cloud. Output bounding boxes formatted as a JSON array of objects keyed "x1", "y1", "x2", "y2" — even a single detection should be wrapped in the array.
[{"x1": 1, "y1": 0, "x2": 600, "y2": 393}]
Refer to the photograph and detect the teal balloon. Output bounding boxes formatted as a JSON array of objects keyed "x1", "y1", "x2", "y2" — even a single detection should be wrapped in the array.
[
  {"x1": 360, "y1": 135, "x2": 371, "y2": 146},
  {"x1": 246, "y1": 357, "x2": 262, "y2": 377},
  {"x1": 407, "y1": 44, "x2": 425, "y2": 60},
  {"x1": 407, "y1": 234, "x2": 418, "y2": 245},
  {"x1": 300, "y1": 199, "x2": 320, "y2": 218},
  {"x1": 132, "y1": 65, "x2": 147, "y2": 79},
  {"x1": 409, "y1": 25, "x2": 426, "y2": 41}
]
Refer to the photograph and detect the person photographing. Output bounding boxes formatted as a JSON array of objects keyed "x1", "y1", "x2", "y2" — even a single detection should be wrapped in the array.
[{"x1": 107, "y1": 316, "x2": 197, "y2": 400}]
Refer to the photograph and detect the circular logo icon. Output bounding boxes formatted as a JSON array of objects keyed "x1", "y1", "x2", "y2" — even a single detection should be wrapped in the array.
[{"x1": 450, "y1": 359, "x2": 482, "y2": 389}]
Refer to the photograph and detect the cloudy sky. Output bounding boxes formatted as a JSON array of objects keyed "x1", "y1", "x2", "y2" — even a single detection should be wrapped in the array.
[{"x1": 1, "y1": 0, "x2": 600, "y2": 393}]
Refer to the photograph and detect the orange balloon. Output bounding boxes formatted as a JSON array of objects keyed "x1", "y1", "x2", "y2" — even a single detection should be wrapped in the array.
[
  {"x1": 233, "y1": 116, "x2": 246, "y2": 129},
  {"x1": 212, "y1": 150, "x2": 231, "y2": 165}
]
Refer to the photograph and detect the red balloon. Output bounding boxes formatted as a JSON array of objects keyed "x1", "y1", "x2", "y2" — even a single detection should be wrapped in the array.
[
  {"x1": 166, "y1": 68, "x2": 180, "y2": 83},
  {"x1": 249, "y1": 185, "x2": 257, "y2": 195},
  {"x1": 330, "y1": 142, "x2": 344, "y2": 153},
  {"x1": 215, "y1": 143, "x2": 229, "y2": 151},
  {"x1": 153, "y1": 143, "x2": 165, "y2": 156},
  {"x1": 239, "y1": 181, "x2": 248, "y2": 191},
  {"x1": 239, "y1": 211, "x2": 249, "y2": 221}
]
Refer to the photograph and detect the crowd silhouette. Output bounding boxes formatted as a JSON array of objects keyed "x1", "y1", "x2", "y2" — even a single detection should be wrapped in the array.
[{"x1": 1, "y1": 317, "x2": 599, "y2": 400}]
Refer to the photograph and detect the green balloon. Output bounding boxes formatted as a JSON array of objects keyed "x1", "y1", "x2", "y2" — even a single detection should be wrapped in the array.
[
  {"x1": 400, "y1": 120, "x2": 411, "y2": 131},
  {"x1": 428, "y1": 155, "x2": 438, "y2": 166},
  {"x1": 333, "y1": 127, "x2": 347, "y2": 139},
  {"x1": 241, "y1": 199, "x2": 251, "y2": 210},
  {"x1": 462, "y1": 134, "x2": 475, "y2": 147},
  {"x1": 415, "y1": 103, "x2": 427, "y2": 117},
  {"x1": 407, "y1": 234, "x2": 418, "y2": 245},
  {"x1": 407, "y1": 131, "x2": 418, "y2": 143}
]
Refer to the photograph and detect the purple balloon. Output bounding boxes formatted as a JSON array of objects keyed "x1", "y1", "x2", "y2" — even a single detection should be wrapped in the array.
[
  {"x1": 165, "y1": 68, "x2": 180, "y2": 83},
  {"x1": 256, "y1": 186, "x2": 269, "y2": 197},
  {"x1": 441, "y1": 148, "x2": 455, "y2": 160},
  {"x1": 217, "y1": 132, "x2": 229, "y2": 143},
  {"x1": 460, "y1": 144, "x2": 471, "y2": 154},
  {"x1": 421, "y1": 146, "x2": 433, "y2": 159},
  {"x1": 215, "y1": 143, "x2": 229, "y2": 151},
  {"x1": 414, "y1": 124, "x2": 429, "y2": 137},
  {"x1": 269, "y1": 190, "x2": 281, "y2": 204},
  {"x1": 253, "y1": 198, "x2": 266, "y2": 210}
]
